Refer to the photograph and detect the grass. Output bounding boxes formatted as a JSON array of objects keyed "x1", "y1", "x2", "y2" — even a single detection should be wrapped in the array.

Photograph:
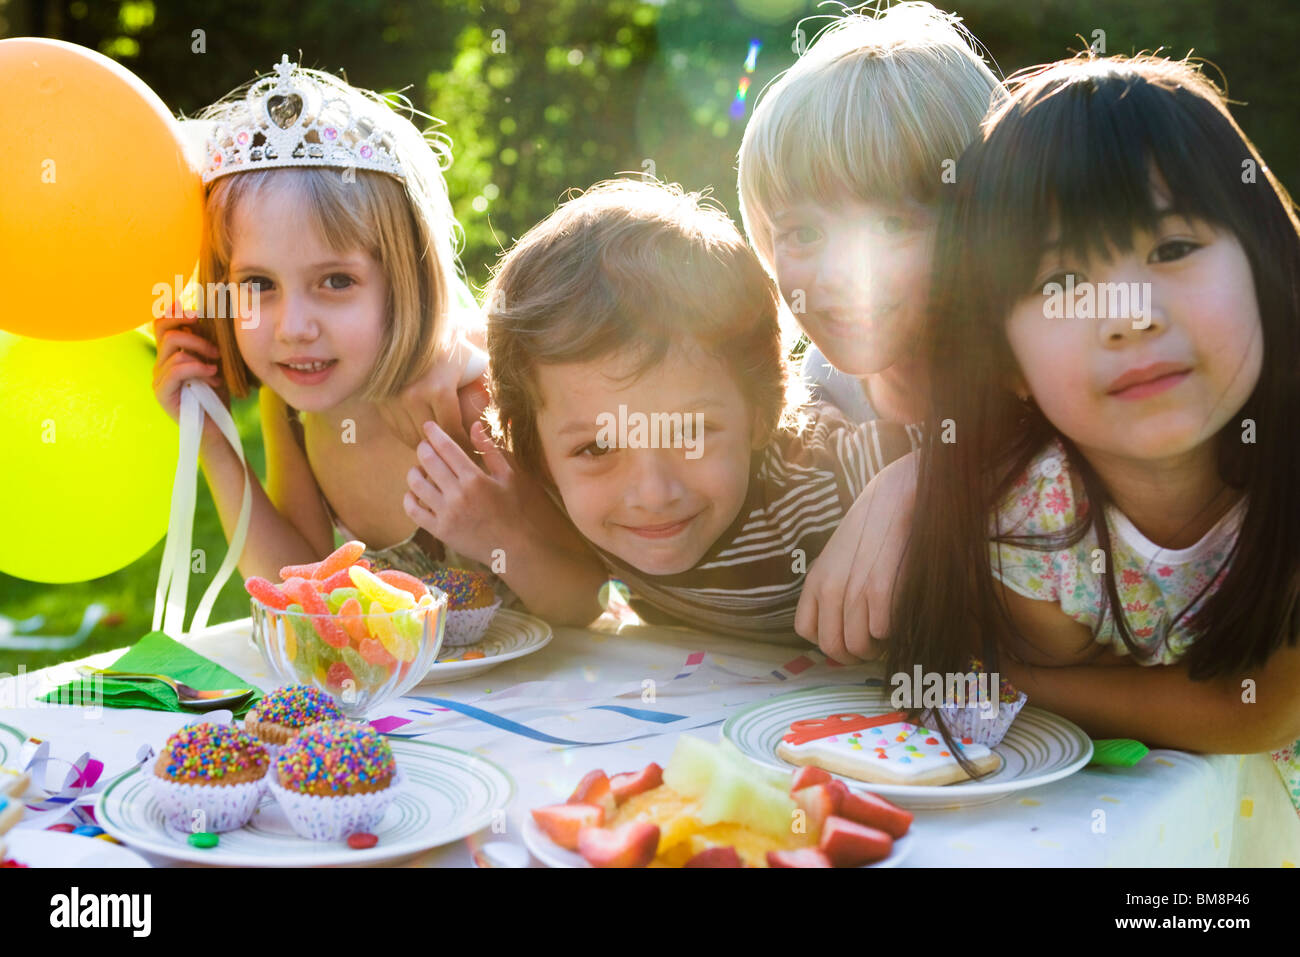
[{"x1": 0, "y1": 394, "x2": 266, "y2": 676}]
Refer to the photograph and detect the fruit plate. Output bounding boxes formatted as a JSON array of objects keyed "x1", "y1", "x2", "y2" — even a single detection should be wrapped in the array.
[
  {"x1": 96, "y1": 738, "x2": 514, "y2": 866},
  {"x1": 724, "y1": 685, "x2": 1092, "y2": 810},
  {"x1": 521, "y1": 815, "x2": 914, "y2": 869},
  {"x1": 419, "y1": 608, "x2": 552, "y2": 684}
]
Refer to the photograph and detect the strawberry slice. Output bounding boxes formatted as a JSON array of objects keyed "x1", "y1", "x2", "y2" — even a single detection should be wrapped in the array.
[
  {"x1": 577, "y1": 822, "x2": 660, "y2": 868},
  {"x1": 567, "y1": 770, "x2": 618, "y2": 818},
  {"x1": 609, "y1": 763, "x2": 663, "y2": 804},
  {"x1": 838, "y1": 790, "x2": 913, "y2": 838},
  {"x1": 818, "y1": 815, "x2": 893, "y2": 867},
  {"x1": 790, "y1": 766, "x2": 834, "y2": 793},
  {"x1": 767, "y1": 848, "x2": 833, "y2": 868},
  {"x1": 793, "y1": 783, "x2": 841, "y2": 838},
  {"x1": 531, "y1": 804, "x2": 604, "y2": 851},
  {"x1": 684, "y1": 846, "x2": 744, "y2": 868}
]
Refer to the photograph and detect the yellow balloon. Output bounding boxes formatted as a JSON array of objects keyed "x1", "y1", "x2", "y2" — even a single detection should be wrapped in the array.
[
  {"x1": 0, "y1": 38, "x2": 202, "y2": 340},
  {"x1": 0, "y1": 331, "x2": 179, "y2": 583}
]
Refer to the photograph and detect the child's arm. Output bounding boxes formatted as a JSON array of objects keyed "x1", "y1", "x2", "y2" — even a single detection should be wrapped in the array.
[
  {"x1": 1003, "y1": 643, "x2": 1300, "y2": 754},
  {"x1": 795, "y1": 450, "x2": 918, "y2": 662},
  {"x1": 196, "y1": 388, "x2": 336, "y2": 581},
  {"x1": 154, "y1": 308, "x2": 328, "y2": 580},
  {"x1": 999, "y1": 586, "x2": 1300, "y2": 752},
  {"x1": 404, "y1": 421, "x2": 607, "y2": 627}
]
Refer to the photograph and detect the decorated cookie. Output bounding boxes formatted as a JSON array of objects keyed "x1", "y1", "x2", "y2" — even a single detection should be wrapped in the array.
[{"x1": 775, "y1": 711, "x2": 1002, "y2": 786}]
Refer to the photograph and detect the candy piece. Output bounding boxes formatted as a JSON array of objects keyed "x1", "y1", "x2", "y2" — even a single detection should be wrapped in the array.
[
  {"x1": 312, "y1": 541, "x2": 366, "y2": 581},
  {"x1": 279, "y1": 560, "x2": 321, "y2": 580},
  {"x1": 326, "y1": 661, "x2": 356, "y2": 691},
  {"x1": 72, "y1": 825, "x2": 103, "y2": 837},
  {"x1": 766, "y1": 848, "x2": 833, "y2": 868},
  {"x1": 462, "y1": 650, "x2": 486, "y2": 660},
  {"x1": 341, "y1": 646, "x2": 375, "y2": 686},
  {"x1": 567, "y1": 770, "x2": 617, "y2": 818},
  {"x1": 347, "y1": 832, "x2": 378, "y2": 850},
  {"x1": 376, "y1": 568, "x2": 429, "y2": 602},
  {"x1": 577, "y1": 821, "x2": 659, "y2": 868},
  {"x1": 531, "y1": 804, "x2": 604, "y2": 851},
  {"x1": 245, "y1": 576, "x2": 293, "y2": 610},
  {"x1": 609, "y1": 763, "x2": 663, "y2": 804},
  {"x1": 684, "y1": 846, "x2": 744, "y2": 867},
  {"x1": 95, "y1": 834, "x2": 122, "y2": 844},
  {"x1": 358, "y1": 638, "x2": 398, "y2": 671},
  {"x1": 818, "y1": 815, "x2": 892, "y2": 867},
  {"x1": 369, "y1": 610, "x2": 416, "y2": 662},
  {"x1": 338, "y1": 597, "x2": 369, "y2": 644},
  {"x1": 327, "y1": 587, "x2": 361, "y2": 614},
  {"x1": 392, "y1": 608, "x2": 425, "y2": 646},
  {"x1": 47, "y1": 823, "x2": 76, "y2": 833},
  {"x1": 349, "y1": 565, "x2": 416, "y2": 610},
  {"x1": 188, "y1": 832, "x2": 219, "y2": 849},
  {"x1": 284, "y1": 578, "x2": 350, "y2": 648}
]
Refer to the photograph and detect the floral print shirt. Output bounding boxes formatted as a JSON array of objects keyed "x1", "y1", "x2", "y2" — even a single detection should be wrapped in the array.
[{"x1": 989, "y1": 438, "x2": 1299, "y2": 816}]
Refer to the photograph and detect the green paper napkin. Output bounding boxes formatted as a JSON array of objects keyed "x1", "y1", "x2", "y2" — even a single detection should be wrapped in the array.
[
  {"x1": 1089, "y1": 738, "x2": 1150, "y2": 767},
  {"x1": 42, "y1": 631, "x2": 263, "y2": 717}
]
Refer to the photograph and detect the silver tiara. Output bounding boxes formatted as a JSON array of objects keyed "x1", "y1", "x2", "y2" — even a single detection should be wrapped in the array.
[{"x1": 202, "y1": 55, "x2": 405, "y2": 184}]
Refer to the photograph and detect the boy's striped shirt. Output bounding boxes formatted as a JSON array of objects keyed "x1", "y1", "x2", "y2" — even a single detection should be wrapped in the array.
[{"x1": 594, "y1": 403, "x2": 921, "y2": 641}]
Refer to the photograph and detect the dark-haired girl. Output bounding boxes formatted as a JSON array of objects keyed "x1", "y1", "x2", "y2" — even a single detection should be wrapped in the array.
[{"x1": 887, "y1": 54, "x2": 1300, "y2": 821}]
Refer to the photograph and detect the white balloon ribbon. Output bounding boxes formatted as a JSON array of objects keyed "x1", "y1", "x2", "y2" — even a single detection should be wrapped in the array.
[{"x1": 151, "y1": 381, "x2": 251, "y2": 639}]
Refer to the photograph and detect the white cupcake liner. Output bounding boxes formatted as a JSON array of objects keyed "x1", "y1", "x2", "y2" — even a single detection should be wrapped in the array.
[
  {"x1": 147, "y1": 768, "x2": 268, "y2": 834},
  {"x1": 442, "y1": 601, "x2": 502, "y2": 648},
  {"x1": 268, "y1": 767, "x2": 404, "y2": 841},
  {"x1": 923, "y1": 689, "x2": 1027, "y2": 748}
]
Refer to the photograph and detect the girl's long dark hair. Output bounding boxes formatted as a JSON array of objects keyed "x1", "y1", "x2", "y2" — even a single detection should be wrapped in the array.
[{"x1": 889, "y1": 55, "x2": 1300, "y2": 697}]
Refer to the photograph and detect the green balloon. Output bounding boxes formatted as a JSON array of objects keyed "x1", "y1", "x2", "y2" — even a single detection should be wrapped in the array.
[{"x1": 0, "y1": 330, "x2": 178, "y2": 582}]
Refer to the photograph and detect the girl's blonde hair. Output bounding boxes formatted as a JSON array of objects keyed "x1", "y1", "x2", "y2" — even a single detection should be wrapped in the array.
[
  {"x1": 196, "y1": 66, "x2": 462, "y2": 401},
  {"x1": 738, "y1": 1, "x2": 1000, "y2": 270}
]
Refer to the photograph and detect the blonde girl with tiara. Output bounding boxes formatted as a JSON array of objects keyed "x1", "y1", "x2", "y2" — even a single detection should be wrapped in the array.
[
  {"x1": 151, "y1": 56, "x2": 604, "y2": 624},
  {"x1": 736, "y1": 2, "x2": 1002, "y2": 659}
]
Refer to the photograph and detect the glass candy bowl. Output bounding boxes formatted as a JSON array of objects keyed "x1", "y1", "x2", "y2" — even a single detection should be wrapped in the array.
[{"x1": 251, "y1": 593, "x2": 446, "y2": 718}]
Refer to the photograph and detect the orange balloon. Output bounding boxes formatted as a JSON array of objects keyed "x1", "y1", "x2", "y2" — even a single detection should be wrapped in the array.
[{"x1": 0, "y1": 38, "x2": 202, "y2": 340}]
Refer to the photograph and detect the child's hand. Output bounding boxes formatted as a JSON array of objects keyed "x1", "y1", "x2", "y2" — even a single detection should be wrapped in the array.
[
  {"x1": 152, "y1": 304, "x2": 227, "y2": 423},
  {"x1": 403, "y1": 419, "x2": 523, "y2": 566},
  {"x1": 379, "y1": 335, "x2": 488, "y2": 451},
  {"x1": 795, "y1": 451, "x2": 918, "y2": 663}
]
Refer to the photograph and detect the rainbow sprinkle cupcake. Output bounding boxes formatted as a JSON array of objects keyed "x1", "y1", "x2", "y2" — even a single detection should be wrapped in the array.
[
  {"x1": 422, "y1": 567, "x2": 501, "y2": 647},
  {"x1": 243, "y1": 684, "x2": 346, "y2": 747},
  {"x1": 268, "y1": 721, "x2": 402, "y2": 840},
  {"x1": 148, "y1": 723, "x2": 270, "y2": 832}
]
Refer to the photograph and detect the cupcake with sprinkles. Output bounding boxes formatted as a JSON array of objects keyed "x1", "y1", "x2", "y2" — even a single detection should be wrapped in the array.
[
  {"x1": 148, "y1": 722, "x2": 270, "y2": 832},
  {"x1": 422, "y1": 566, "x2": 501, "y2": 647},
  {"x1": 922, "y1": 656, "x2": 1028, "y2": 748},
  {"x1": 243, "y1": 684, "x2": 346, "y2": 750},
  {"x1": 268, "y1": 720, "x2": 403, "y2": 840}
]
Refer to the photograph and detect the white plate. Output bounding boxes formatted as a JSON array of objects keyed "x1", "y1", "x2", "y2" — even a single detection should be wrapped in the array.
[
  {"x1": 3, "y1": 829, "x2": 152, "y2": 868},
  {"x1": 96, "y1": 738, "x2": 514, "y2": 866},
  {"x1": 420, "y1": 608, "x2": 552, "y2": 683},
  {"x1": 724, "y1": 685, "x2": 1093, "y2": 809},
  {"x1": 522, "y1": 815, "x2": 913, "y2": 868}
]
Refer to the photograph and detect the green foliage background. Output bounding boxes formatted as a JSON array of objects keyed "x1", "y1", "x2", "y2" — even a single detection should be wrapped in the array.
[{"x1": 2, "y1": 0, "x2": 1296, "y2": 670}]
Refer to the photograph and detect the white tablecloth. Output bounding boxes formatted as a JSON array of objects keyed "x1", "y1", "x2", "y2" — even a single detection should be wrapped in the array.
[{"x1": 2, "y1": 618, "x2": 1295, "y2": 867}]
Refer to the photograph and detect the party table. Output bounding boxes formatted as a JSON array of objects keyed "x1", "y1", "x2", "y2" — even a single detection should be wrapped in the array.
[{"x1": 2, "y1": 618, "x2": 1294, "y2": 867}]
